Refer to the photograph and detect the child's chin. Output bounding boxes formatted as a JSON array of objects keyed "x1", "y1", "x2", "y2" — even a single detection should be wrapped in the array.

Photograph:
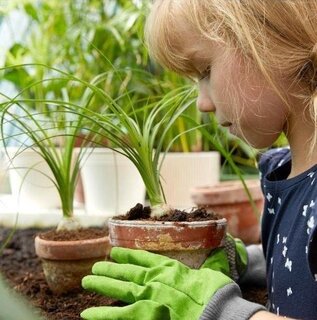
[{"x1": 235, "y1": 130, "x2": 275, "y2": 149}]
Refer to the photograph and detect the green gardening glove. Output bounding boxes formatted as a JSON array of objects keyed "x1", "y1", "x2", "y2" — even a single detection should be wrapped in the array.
[
  {"x1": 81, "y1": 247, "x2": 265, "y2": 320},
  {"x1": 202, "y1": 235, "x2": 267, "y2": 287},
  {"x1": 201, "y1": 234, "x2": 248, "y2": 282}
]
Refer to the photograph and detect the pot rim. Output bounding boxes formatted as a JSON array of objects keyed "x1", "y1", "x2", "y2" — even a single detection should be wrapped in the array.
[
  {"x1": 35, "y1": 234, "x2": 109, "y2": 245},
  {"x1": 35, "y1": 235, "x2": 109, "y2": 260},
  {"x1": 191, "y1": 179, "x2": 263, "y2": 204},
  {"x1": 108, "y1": 217, "x2": 227, "y2": 227}
]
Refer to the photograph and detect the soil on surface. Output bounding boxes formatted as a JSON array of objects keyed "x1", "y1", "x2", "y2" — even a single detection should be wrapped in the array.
[
  {"x1": 0, "y1": 227, "x2": 267, "y2": 320},
  {"x1": 0, "y1": 227, "x2": 121, "y2": 320},
  {"x1": 39, "y1": 228, "x2": 108, "y2": 241},
  {"x1": 117, "y1": 203, "x2": 221, "y2": 221}
]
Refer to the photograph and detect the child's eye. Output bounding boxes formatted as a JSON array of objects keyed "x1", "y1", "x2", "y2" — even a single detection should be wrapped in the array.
[{"x1": 199, "y1": 66, "x2": 211, "y2": 81}]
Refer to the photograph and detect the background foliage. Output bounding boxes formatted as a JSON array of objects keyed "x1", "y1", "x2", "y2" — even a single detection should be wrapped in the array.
[{"x1": 0, "y1": 0, "x2": 274, "y2": 176}]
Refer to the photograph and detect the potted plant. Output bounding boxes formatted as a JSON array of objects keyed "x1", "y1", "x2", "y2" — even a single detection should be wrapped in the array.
[
  {"x1": 0, "y1": 69, "x2": 110, "y2": 295},
  {"x1": 67, "y1": 79, "x2": 227, "y2": 269}
]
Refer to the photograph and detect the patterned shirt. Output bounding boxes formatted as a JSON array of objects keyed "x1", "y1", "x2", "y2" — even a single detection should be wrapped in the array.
[{"x1": 260, "y1": 148, "x2": 317, "y2": 319}]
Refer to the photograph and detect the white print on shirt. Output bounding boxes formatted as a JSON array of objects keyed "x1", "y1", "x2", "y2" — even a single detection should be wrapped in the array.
[
  {"x1": 306, "y1": 246, "x2": 308, "y2": 254},
  {"x1": 282, "y1": 246, "x2": 288, "y2": 257},
  {"x1": 287, "y1": 287, "x2": 293, "y2": 296},
  {"x1": 310, "y1": 200, "x2": 315, "y2": 208},
  {"x1": 314, "y1": 274, "x2": 317, "y2": 281},
  {"x1": 282, "y1": 237, "x2": 287, "y2": 244},
  {"x1": 278, "y1": 197, "x2": 282, "y2": 205},
  {"x1": 307, "y1": 216, "x2": 315, "y2": 234},
  {"x1": 276, "y1": 234, "x2": 280, "y2": 244},
  {"x1": 266, "y1": 193, "x2": 273, "y2": 201},
  {"x1": 311, "y1": 178, "x2": 315, "y2": 185},
  {"x1": 276, "y1": 307, "x2": 280, "y2": 315},
  {"x1": 307, "y1": 172, "x2": 315, "y2": 178},
  {"x1": 271, "y1": 257, "x2": 274, "y2": 264},
  {"x1": 285, "y1": 258, "x2": 292, "y2": 272},
  {"x1": 277, "y1": 159, "x2": 285, "y2": 167},
  {"x1": 268, "y1": 208, "x2": 275, "y2": 214},
  {"x1": 302, "y1": 204, "x2": 308, "y2": 216}
]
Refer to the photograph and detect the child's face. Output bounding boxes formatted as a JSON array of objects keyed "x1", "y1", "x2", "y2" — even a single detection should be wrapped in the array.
[{"x1": 180, "y1": 29, "x2": 290, "y2": 148}]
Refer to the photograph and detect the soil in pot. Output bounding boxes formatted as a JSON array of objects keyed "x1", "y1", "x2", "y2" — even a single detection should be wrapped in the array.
[
  {"x1": 38, "y1": 228, "x2": 106, "y2": 241},
  {"x1": 116, "y1": 202, "x2": 220, "y2": 221},
  {"x1": 0, "y1": 227, "x2": 267, "y2": 320}
]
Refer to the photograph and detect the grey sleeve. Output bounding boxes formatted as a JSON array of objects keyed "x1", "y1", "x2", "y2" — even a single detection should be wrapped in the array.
[
  {"x1": 200, "y1": 283, "x2": 266, "y2": 320},
  {"x1": 239, "y1": 244, "x2": 267, "y2": 287}
]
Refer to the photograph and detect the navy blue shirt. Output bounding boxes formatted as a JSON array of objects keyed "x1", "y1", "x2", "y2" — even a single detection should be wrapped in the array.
[{"x1": 260, "y1": 148, "x2": 317, "y2": 319}]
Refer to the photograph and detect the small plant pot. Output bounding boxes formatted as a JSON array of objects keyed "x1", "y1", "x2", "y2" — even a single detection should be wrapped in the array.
[
  {"x1": 108, "y1": 218, "x2": 226, "y2": 268},
  {"x1": 35, "y1": 233, "x2": 110, "y2": 294},
  {"x1": 191, "y1": 180, "x2": 263, "y2": 244}
]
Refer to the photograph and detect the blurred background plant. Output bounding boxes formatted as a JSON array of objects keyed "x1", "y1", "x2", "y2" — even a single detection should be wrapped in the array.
[{"x1": 0, "y1": 0, "x2": 286, "y2": 181}]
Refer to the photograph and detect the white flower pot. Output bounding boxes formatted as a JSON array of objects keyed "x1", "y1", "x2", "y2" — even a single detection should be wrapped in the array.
[
  {"x1": 5, "y1": 148, "x2": 61, "y2": 210},
  {"x1": 80, "y1": 148, "x2": 146, "y2": 217},
  {"x1": 0, "y1": 153, "x2": 10, "y2": 194},
  {"x1": 160, "y1": 151, "x2": 220, "y2": 209}
]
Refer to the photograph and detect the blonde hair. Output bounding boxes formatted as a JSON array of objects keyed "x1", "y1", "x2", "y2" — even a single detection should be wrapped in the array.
[{"x1": 145, "y1": 0, "x2": 317, "y2": 150}]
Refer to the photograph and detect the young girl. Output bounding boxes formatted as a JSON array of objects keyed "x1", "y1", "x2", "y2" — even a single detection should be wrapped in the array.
[{"x1": 81, "y1": 1, "x2": 317, "y2": 319}]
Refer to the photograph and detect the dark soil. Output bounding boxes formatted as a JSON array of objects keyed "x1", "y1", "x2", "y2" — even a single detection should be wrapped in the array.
[
  {"x1": 117, "y1": 203, "x2": 220, "y2": 221},
  {"x1": 0, "y1": 227, "x2": 267, "y2": 320},
  {"x1": 39, "y1": 228, "x2": 107, "y2": 241},
  {"x1": 0, "y1": 227, "x2": 121, "y2": 320}
]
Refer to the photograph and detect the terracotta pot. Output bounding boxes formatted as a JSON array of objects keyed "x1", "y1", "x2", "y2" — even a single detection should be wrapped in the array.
[
  {"x1": 191, "y1": 180, "x2": 263, "y2": 244},
  {"x1": 35, "y1": 234, "x2": 110, "y2": 294},
  {"x1": 108, "y1": 218, "x2": 226, "y2": 268}
]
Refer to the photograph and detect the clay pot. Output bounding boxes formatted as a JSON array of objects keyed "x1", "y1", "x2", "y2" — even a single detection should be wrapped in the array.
[
  {"x1": 108, "y1": 218, "x2": 227, "y2": 268},
  {"x1": 191, "y1": 180, "x2": 263, "y2": 244},
  {"x1": 35, "y1": 234, "x2": 110, "y2": 294}
]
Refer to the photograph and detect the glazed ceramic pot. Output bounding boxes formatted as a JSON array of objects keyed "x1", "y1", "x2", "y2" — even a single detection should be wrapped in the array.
[
  {"x1": 108, "y1": 218, "x2": 227, "y2": 268},
  {"x1": 35, "y1": 234, "x2": 110, "y2": 294},
  {"x1": 191, "y1": 180, "x2": 263, "y2": 244}
]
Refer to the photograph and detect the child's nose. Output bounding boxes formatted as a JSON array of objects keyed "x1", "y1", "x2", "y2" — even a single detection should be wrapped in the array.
[{"x1": 197, "y1": 83, "x2": 215, "y2": 112}]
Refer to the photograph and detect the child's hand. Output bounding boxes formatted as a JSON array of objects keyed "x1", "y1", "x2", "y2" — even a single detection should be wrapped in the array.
[
  {"x1": 201, "y1": 234, "x2": 248, "y2": 282},
  {"x1": 81, "y1": 247, "x2": 265, "y2": 320},
  {"x1": 202, "y1": 235, "x2": 266, "y2": 287}
]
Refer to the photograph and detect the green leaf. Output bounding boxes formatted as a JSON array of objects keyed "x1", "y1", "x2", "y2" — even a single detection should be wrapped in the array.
[{"x1": 24, "y1": 3, "x2": 39, "y2": 21}]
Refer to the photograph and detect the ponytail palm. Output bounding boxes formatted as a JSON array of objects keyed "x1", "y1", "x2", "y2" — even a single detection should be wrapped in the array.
[
  {"x1": 0, "y1": 64, "x2": 198, "y2": 219},
  {"x1": 0, "y1": 70, "x2": 94, "y2": 230},
  {"x1": 73, "y1": 78, "x2": 198, "y2": 216}
]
